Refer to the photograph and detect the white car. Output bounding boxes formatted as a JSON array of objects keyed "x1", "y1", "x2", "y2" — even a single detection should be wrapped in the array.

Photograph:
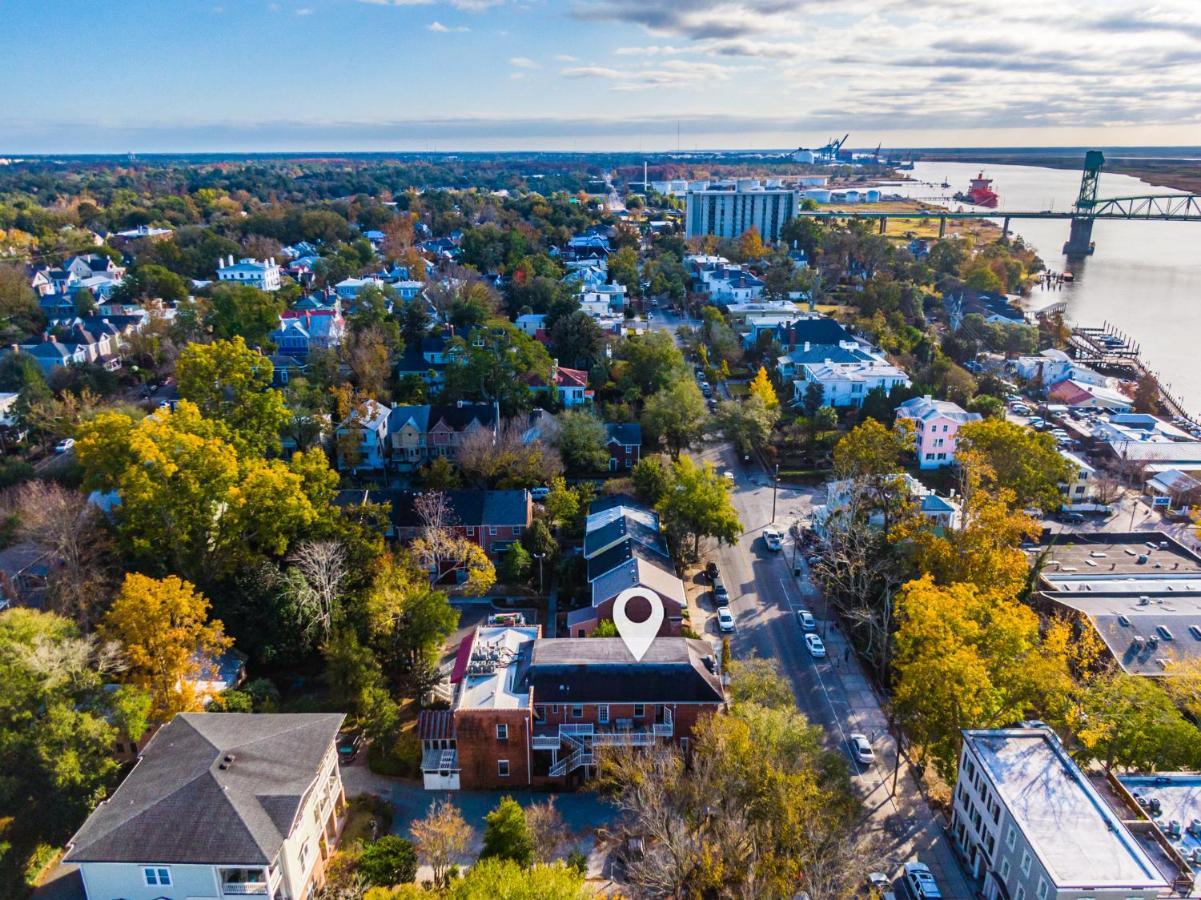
[
  {"x1": 849, "y1": 733, "x2": 875, "y2": 765},
  {"x1": 716, "y1": 607, "x2": 735, "y2": 633},
  {"x1": 763, "y1": 527, "x2": 783, "y2": 551},
  {"x1": 796, "y1": 609, "x2": 817, "y2": 631},
  {"x1": 722, "y1": 471, "x2": 735, "y2": 483},
  {"x1": 903, "y1": 862, "x2": 942, "y2": 899},
  {"x1": 805, "y1": 633, "x2": 826, "y2": 658},
  {"x1": 54, "y1": 437, "x2": 75, "y2": 454}
]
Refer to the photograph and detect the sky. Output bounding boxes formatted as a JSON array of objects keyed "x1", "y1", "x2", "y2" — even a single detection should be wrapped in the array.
[{"x1": 4, "y1": 0, "x2": 1201, "y2": 153}]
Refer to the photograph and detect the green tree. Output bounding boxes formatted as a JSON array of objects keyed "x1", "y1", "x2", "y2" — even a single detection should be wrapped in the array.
[
  {"x1": 499, "y1": 542, "x2": 532, "y2": 584},
  {"x1": 958, "y1": 419, "x2": 1074, "y2": 511},
  {"x1": 324, "y1": 627, "x2": 398, "y2": 739},
  {"x1": 521, "y1": 519, "x2": 557, "y2": 561},
  {"x1": 549, "y1": 310, "x2": 606, "y2": 371},
  {"x1": 608, "y1": 246, "x2": 640, "y2": 297},
  {"x1": 714, "y1": 394, "x2": 779, "y2": 456},
  {"x1": 480, "y1": 796, "x2": 534, "y2": 866},
  {"x1": 619, "y1": 330, "x2": 689, "y2": 397},
  {"x1": 641, "y1": 379, "x2": 707, "y2": 458},
  {"x1": 111, "y1": 263, "x2": 187, "y2": 304},
  {"x1": 359, "y1": 836, "x2": 418, "y2": 887},
  {"x1": 1076, "y1": 673, "x2": 1201, "y2": 772},
  {"x1": 176, "y1": 336, "x2": 290, "y2": 456},
  {"x1": 448, "y1": 858, "x2": 588, "y2": 899},
  {"x1": 206, "y1": 283, "x2": 284, "y2": 347},
  {"x1": 656, "y1": 455, "x2": 742, "y2": 559},
  {"x1": 555, "y1": 410, "x2": 609, "y2": 475},
  {"x1": 631, "y1": 456, "x2": 671, "y2": 506}
]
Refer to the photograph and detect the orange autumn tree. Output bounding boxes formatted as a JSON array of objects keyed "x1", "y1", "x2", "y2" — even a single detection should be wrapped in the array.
[{"x1": 100, "y1": 573, "x2": 231, "y2": 721}]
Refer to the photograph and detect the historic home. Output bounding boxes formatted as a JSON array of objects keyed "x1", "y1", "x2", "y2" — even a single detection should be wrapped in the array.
[
  {"x1": 417, "y1": 625, "x2": 725, "y2": 791},
  {"x1": 64, "y1": 713, "x2": 346, "y2": 900}
]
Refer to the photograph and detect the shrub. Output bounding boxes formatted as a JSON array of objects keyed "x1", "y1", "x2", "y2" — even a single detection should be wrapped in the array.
[{"x1": 358, "y1": 835, "x2": 417, "y2": 886}]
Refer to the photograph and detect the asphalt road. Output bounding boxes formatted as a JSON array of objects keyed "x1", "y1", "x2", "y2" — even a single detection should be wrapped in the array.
[{"x1": 694, "y1": 438, "x2": 974, "y2": 897}]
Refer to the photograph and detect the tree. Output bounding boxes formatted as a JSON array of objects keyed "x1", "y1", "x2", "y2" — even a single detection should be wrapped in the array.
[
  {"x1": 641, "y1": 379, "x2": 707, "y2": 458},
  {"x1": 714, "y1": 394, "x2": 779, "y2": 456},
  {"x1": 206, "y1": 283, "x2": 284, "y2": 347},
  {"x1": 110, "y1": 263, "x2": 187, "y2": 305},
  {"x1": 543, "y1": 476, "x2": 581, "y2": 530},
  {"x1": 480, "y1": 796, "x2": 534, "y2": 866},
  {"x1": 346, "y1": 327, "x2": 393, "y2": 400},
  {"x1": 401, "y1": 297, "x2": 432, "y2": 347},
  {"x1": 499, "y1": 542, "x2": 532, "y2": 585},
  {"x1": 619, "y1": 330, "x2": 689, "y2": 397},
  {"x1": 608, "y1": 246, "x2": 640, "y2": 297},
  {"x1": 408, "y1": 493, "x2": 497, "y2": 595},
  {"x1": 525, "y1": 797, "x2": 571, "y2": 865},
  {"x1": 286, "y1": 539, "x2": 348, "y2": 644},
  {"x1": 418, "y1": 456, "x2": 463, "y2": 491},
  {"x1": 549, "y1": 310, "x2": 606, "y2": 371},
  {"x1": 554, "y1": 410, "x2": 608, "y2": 475},
  {"x1": 5, "y1": 481, "x2": 113, "y2": 627},
  {"x1": 727, "y1": 655, "x2": 795, "y2": 709},
  {"x1": 801, "y1": 380, "x2": 825, "y2": 416},
  {"x1": 957, "y1": 419, "x2": 1074, "y2": 511},
  {"x1": 99, "y1": 573, "x2": 232, "y2": 722},
  {"x1": 176, "y1": 337, "x2": 290, "y2": 455},
  {"x1": 747, "y1": 366, "x2": 780, "y2": 410},
  {"x1": 0, "y1": 263, "x2": 44, "y2": 335},
  {"x1": 632, "y1": 455, "x2": 671, "y2": 506},
  {"x1": 359, "y1": 836, "x2": 418, "y2": 887},
  {"x1": 324, "y1": 627, "x2": 396, "y2": 738},
  {"x1": 656, "y1": 455, "x2": 742, "y2": 560},
  {"x1": 521, "y1": 518, "x2": 557, "y2": 561},
  {"x1": 411, "y1": 800, "x2": 474, "y2": 889},
  {"x1": 1133, "y1": 373, "x2": 1161, "y2": 415},
  {"x1": 447, "y1": 858, "x2": 588, "y2": 899},
  {"x1": 1076, "y1": 673, "x2": 1201, "y2": 772},
  {"x1": 831, "y1": 419, "x2": 915, "y2": 534}
]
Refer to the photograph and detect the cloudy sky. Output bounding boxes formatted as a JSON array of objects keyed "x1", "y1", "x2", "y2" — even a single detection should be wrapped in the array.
[{"x1": 4, "y1": 0, "x2": 1201, "y2": 152}]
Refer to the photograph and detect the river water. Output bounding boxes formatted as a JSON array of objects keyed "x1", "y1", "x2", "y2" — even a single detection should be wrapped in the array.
[{"x1": 885, "y1": 161, "x2": 1201, "y2": 416}]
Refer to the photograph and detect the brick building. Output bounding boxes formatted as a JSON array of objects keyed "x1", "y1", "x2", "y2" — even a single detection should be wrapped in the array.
[
  {"x1": 604, "y1": 422, "x2": 642, "y2": 471},
  {"x1": 417, "y1": 625, "x2": 725, "y2": 791},
  {"x1": 390, "y1": 489, "x2": 532, "y2": 559}
]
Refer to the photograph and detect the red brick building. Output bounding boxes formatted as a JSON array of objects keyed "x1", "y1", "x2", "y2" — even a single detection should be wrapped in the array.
[
  {"x1": 418, "y1": 625, "x2": 725, "y2": 791},
  {"x1": 604, "y1": 422, "x2": 642, "y2": 472},
  {"x1": 391, "y1": 489, "x2": 533, "y2": 558}
]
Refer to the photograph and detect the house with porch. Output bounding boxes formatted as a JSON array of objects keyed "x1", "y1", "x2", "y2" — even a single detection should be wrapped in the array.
[
  {"x1": 334, "y1": 399, "x2": 391, "y2": 473},
  {"x1": 417, "y1": 624, "x2": 724, "y2": 791},
  {"x1": 792, "y1": 358, "x2": 910, "y2": 408},
  {"x1": 63, "y1": 713, "x2": 347, "y2": 900},
  {"x1": 388, "y1": 401, "x2": 500, "y2": 472},
  {"x1": 895, "y1": 395, "x2": 982, "y2": 469}
]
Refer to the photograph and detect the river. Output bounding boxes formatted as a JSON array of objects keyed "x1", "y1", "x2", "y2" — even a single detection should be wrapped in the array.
[{"x1": 884, "y1": 161, "x2": 1201, "y2": 416}]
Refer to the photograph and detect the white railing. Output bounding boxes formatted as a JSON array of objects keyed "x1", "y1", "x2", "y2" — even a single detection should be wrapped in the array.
[
  {"x1": 531, "y1": 734, "x2": 561, "y2": 750},
  {"x1": 653, "y1": 722, "x2": 674, "y2": 738},
  {"x1": 222, "y1": 883, "x2": 268, "y2": 896},
  {"x1": 549, "y1": 746, "x2": 595, "y2": 777},
  {"x1": 592, "y1": 731, "x2": 655, "y2": 747}
]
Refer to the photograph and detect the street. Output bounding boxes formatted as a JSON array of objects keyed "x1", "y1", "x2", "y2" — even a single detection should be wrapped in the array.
[{"x1": 694, "y1": 438, "x2": 973, "y2": 896}]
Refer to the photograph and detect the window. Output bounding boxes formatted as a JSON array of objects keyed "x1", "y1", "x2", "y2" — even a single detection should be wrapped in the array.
[
  {"x1": 633, "y1": 704, "x2": 645, "y2": 718},
  {"x1": 489, "y1": 526, "x2": 498, "y2": 536},
  {"x1": 571, "y1": 705, "x2": 583, "y2": 719},
  {"x1": 513, "y1": 526, "x2": 522, "y2": 537},
  {"x1": 144, "y1": 868, "x2": 171, "y2": 886},
  {"x1": 496, "y1": 723, "x2": 508, "y2": 741},
  {"x1": 115, "y1": 742, "x2": 125, "y2": 753},
  {"x1": 1020, "y1": 850, "x2": 1032, "y2": 876},
  {"x1": 299, "y1": 840, "x2": 311, "y2": 871},
  {"x1": 598, "y1": 705, "x2": 609, "y2": 724},
  {"x1": 534, "y1": 705, "x2": 545, "y2": 720},
  {"x1": 1036, "y1": 877, "x2": 1048, "y2": 900},
  {"x1": 498, "y1": 759, "x2": 510, "y2": 777},
  {"x1": 1001, "y1": 858, "x2": 1011, "y2": 880},
  {"x1": 1006, "y1": 825, "x2": 1016, "y2": 849},
  {"x1": 551, "y1": 705, "x2": 559, "y2": 714},
  {"x1": 1015, "y1": 888, "x2": 1025, "y2": 900},
  {"x1": 680, "y1": 737, "x2": 690, "y2": 754},
  {"x1": 466, "y1": 526, "x2": 476, "y2": 536}
]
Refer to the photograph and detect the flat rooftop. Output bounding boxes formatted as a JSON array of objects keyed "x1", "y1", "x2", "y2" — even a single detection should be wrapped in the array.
[
  {"x1": 965, "y1": 729, "x2": 1166, "y2": 891},
  {"x1": 1037, "y1": 532, "x2": 1201, "y2": 585},
  {"x1": 455, "y1": 625, "x2": 538, "y2": 711},
  {"x1": 1119, "y1": 775, "x2": 1201, "y2": 873}
]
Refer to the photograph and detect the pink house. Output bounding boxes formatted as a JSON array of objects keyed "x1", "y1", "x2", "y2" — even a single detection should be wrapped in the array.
[{"x1": 895, "y1": 395, "x2": 981, "y2": 469}]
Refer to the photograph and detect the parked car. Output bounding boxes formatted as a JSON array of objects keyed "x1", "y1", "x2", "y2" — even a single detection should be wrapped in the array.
[
  {"x1": 337, "y1": 731, "x2": 363, "y2": 764},
  {"x1": 712, "y1": 576, "x2": 729, "y2": 604},
  {"x1": 716, "y1": 607, "x2": 735, "y2": 633},
  {"x1": 1059, "y1": 511, "x2": 1086, "y2": 524},
  {"x1": 805, "y1": 633, "x2": 826, "y2": 658},
  {"x1": 705, "y1": 561, "x2": 720, "y2": 582},
  {"x1": 849, "y1": 733, "x2": 875, "y2": 765},
  {"x1": 796, "y1": 609, "x2": 817, "y2": 631},
  {"x1": 867, "y1": 873, "x2": 896, "y2": 900},
  {"x1": 763, "y1": 527, "x2": 783, "y2": 551},
  {"x1": 54, "y1": 437, "x2": 75, "y2": 454},
  {"x1": 902, "y1": 862, "x2": 942, "y2": 899},
  {"x1": 530, "y1": 486, "x2": 550, "y2": 501}
]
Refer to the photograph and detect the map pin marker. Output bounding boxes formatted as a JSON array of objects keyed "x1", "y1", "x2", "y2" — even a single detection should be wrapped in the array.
[{"x1": 612, "y1": 587, "x2": 664, "y2": 662}]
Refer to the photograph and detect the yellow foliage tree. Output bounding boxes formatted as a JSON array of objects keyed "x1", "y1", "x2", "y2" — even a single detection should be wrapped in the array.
[
  {"x1": 100, "y1": 573, "x2": 232, "y2": 722},
  {"x1": 747, "y1": 366, "x2": 780, "y2": 410}
]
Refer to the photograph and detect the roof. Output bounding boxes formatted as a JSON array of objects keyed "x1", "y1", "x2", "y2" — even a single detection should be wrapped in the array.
[
  {"x1": 516, "y1": 638, "x2": 724, "y2": 704},
  {"x1": 454, "y1": 625, "x2": 540, "y2": 710},
  {"x1": 963, "y1": 729, "x2": 1165, "y2": 890},
  {"x1": 895, "y1": 395, "x2": 982, "y2": 426},
  {"x1": 605, "y1": 422, "x2": 641, "y2": 446},
  {"x1": 589, "y1": 493, "x2": 641, "y2": 515},
  {"x1": 800, "y1": 359, "x2": 909, "y2": 384},
  {"x1": 390, "y1": 489, "x2": 531, "y2": 529},
  {"x1": 65, "y1": 713, "x2": 343, "y2": 866},
  {"x1": 591, "y1": 557, "x2": 686, "y2": 609},
  {"x1": 583, "y1": 513, "x2": 661, "y2": 558},
  {"x1": 587, "y1": 537, "x2": 673, "y2": 582},
  {"x1": 778, "y1": 317, "x2": 852, "y2": 346}
]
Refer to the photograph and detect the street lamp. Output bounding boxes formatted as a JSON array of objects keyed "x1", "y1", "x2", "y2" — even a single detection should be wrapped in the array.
[
  {"x1": 771, "y1": 463, "x2": 780, "y2": 523},
  {"x1": 532, "y1": 552, "x2": 546, "y2": 596}
]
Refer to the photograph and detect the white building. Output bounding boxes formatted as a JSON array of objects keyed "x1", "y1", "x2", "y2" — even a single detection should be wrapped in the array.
[
  {"x1": 579, "y1": 282, "x2": 628, "y2": 311},
  {"x1": 334, "y1": 276, "x2": 386, "y2": 301},
  {"x1": 216, "y1": 255, "x2": 282, "y2": 291},
  {"x1": 895, "y1": 395, "x2": 982, "y2": 469},
  {"x1": 685, "y1": 183, "x2": 799, "y2": 243},
  {"x1": 792, "y1": 358, "x2": 910, "y2": 408},
  {"x1": 64, "y1": 713, "x2": 346, "y2": 900},
  {"x1": 1058, "y1": 448, "x2": 1098, "y2": 508},
  {"x1": 336, "y1": 399, "x2": 391, "y2": 472},
  {"x1": 953, "y1": 727, "x2": 1166, "y2": 900}
]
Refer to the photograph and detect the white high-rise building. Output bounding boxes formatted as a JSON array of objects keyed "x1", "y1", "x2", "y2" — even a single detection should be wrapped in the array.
[{"x1": 685, "y1": 182, "x2": 799, "y2": 243}]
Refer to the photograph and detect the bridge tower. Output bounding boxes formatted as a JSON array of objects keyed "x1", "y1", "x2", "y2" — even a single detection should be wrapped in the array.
[{"x1": 1063, "y1": 150, "x2": 1104, "y2": 256}]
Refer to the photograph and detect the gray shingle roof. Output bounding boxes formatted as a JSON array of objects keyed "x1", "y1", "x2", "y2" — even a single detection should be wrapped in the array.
[{"x1": 64, "y1": 713, "x2": 344, "y2": 866}]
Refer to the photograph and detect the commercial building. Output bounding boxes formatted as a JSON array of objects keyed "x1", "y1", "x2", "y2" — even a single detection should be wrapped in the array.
[
  {"x1": 685, "y1": 183, "x2": 799, "y2": 243},
  {"x1": 64, "y1": 713, "x2": 347, "y2": 900},
  {"x1": 417, "y1": 624, "x2": 725, "y2": 791},
  {"x1": 953, "y1": 727, "x2": 1166, "y2": 899}
]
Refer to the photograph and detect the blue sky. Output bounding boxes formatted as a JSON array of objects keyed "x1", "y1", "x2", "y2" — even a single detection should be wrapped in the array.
[{"x1": 3, "y1": 0, "x2": 1201, "y2": 152}]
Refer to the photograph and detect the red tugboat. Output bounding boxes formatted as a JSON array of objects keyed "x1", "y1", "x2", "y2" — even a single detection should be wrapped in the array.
[{"x1": 954, "y1": 172, "x2": 999, "y2": 208}]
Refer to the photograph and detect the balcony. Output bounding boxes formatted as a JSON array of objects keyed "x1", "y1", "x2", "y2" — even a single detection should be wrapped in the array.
[{"x1": 219, "y1": 867, "x2": 273, "y2": 896}]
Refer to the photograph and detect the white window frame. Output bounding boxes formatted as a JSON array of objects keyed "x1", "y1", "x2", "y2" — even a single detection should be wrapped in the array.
[
  {"x1": 1021, "y1": 850, "x2": 1032, "y2": 876},
  {"x1": 497, "y1": 759, "x2": 510, "y2": 777},
  {"x1": 633, "y1": 703, "x2": 645, "y2": 718},
  {"x1": 1036, "y1": 877, "x2": 1048, "y2": 900},
  {"x1": 598, "y1": 705, "x2": 609, "y2": 724},
  {"x1": 1006, "y1": 825, "x2": 1016, "y2": 849},
  {"x1": 1000, "y1": 858, "x2": 1011, "y2": 881},
  {"x1": 144, "y1": 867, "x2": 171, "y2": 886},
  {"x1": 496, "y1": 723, "x2": 508, "y2": 741}
]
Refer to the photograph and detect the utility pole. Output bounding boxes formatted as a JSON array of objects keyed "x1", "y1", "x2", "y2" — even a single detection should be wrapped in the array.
[
  {"x1": 771, "y1": 463, "x2": 779, "y2": 523},
  {"x1": 533, "y1": 552, "x2": 546, "y2": 596}
]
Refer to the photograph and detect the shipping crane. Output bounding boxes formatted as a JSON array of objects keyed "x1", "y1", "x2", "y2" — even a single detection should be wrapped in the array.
[{"x1": 817, "y1": 134, "x2": 849, "y2": 162}]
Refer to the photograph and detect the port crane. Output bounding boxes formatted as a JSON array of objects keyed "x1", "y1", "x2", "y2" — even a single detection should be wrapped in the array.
[{"x1": 817, "y1": 134, "x2": 849, "y2": 163}]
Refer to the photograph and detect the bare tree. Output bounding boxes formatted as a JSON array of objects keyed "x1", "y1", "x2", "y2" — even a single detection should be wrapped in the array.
[
  {"x1": 456, "y1": 417, "x2": 563, "y2": 488},
  {"x1": 7, "y1": 481, "x2": 115, "y2": 627},
  {"x1": 526, "y1": 796, "x2": 571, "y2": 864},
  {"x1": 1093, "y1": 464, "x2": 1126, "y2": 507},
  {"x1": 287, "y1": 540, "x2": 347, "y2": 642},
  {"x1": 411, "y1": 799, "x2": 474, "y2": 888},
  {"x1": 410, "y1": 492, "x2": 496, "y2": 594}
]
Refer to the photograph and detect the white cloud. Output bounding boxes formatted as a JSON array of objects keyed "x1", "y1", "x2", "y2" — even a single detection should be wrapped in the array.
[
  {"x1": 554, "y1": 53, "x2": 579, "y2": 62},
  {"x1": 509, "y1": 56, "x2": 540, "y2": 68},
  {"x1": 294, "y1": 6, "x2": 313, "y2": 14},
  {"x1": 428, "y1": 19, "x2": 470, "y2": 31}
]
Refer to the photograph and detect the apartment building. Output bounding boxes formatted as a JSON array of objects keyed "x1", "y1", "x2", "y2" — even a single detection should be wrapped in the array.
[
  {"x1": 216, "y1": 256, "x2": 282, "y2": 292},
  {"x1": 64, "y1": 713, "x2": 346, "y2": 900},
  {"x1": 953, "y1": 728, "x2": 1166, "y2": 900},
  {"x1": 685, "y1": 183, "x2": 799, "y2": 242},
  {"x1": 417, "y1": 625, "x2": 725, "y2": 791}
]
